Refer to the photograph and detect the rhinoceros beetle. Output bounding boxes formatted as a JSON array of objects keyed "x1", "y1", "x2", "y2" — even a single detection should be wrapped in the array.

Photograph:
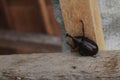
[{"x1": 66, "y1": 20, "x2": 98, "y2": 56}]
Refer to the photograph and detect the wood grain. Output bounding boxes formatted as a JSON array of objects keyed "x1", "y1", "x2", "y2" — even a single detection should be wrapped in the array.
[
  {"x1": 0, "y1": 0, "x2": 61, "y2": 35},
  {"x1": 38, "y1": 0, "x2": 61, "y2": 35},
  {"x1": 60, "y1": 0, "x2": 105, "y2": 50},
  {"x1": 0, "y1": 0, "x2": 14, "y2": 29}
]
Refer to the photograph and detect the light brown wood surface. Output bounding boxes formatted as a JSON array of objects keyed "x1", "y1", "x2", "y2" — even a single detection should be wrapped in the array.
[{"x1": 60, "y1": 0, "x2": 105, "y2": 50}]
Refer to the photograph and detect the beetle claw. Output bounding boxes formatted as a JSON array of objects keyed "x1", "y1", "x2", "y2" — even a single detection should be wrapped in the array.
[{"x1": 66, "y1": 40, "x2": 77, "y2": 49}]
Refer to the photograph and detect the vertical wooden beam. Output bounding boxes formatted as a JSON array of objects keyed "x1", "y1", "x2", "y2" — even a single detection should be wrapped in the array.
[
  {"x1": 38, "y1": 0, "x2": 60, "y2": 36},
  {"x1": 45, "y1": 0, "x2": 61, "y2": 36},
  {"x1": 60, "y1": 0, "x2": 105, "y2": 50},
  {"x1": 0, "y1": 0, "x2": 14, "y2": 29}
]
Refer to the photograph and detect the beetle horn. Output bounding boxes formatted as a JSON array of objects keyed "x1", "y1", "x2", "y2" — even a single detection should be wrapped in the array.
[{"x1": 80, "y1": 20, "x2": 85, "y2": 39}]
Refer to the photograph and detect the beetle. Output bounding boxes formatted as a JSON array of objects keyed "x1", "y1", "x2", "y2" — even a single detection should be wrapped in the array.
[{"x1": 66, "y1": 20, "x2": 98, "y2": 56}]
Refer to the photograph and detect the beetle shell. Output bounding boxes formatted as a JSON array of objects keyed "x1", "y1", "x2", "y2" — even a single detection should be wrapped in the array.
[
  {"x1": 66, "y1": 19, "x2": 99, "y2": 56},
  {"x1": 78, "y1": 37, "x2": 98, "y2": 56}
]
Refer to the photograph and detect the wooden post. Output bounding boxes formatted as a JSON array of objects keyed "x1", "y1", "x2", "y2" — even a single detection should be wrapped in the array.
[
  {"x1": 38, "y1": 0, "x2": 61, "y2": 36},
  {"x1": 60, "y1": 0, "x2": 105, "y2": 50},
  {"x1": 0, "y1": 0, "x2": 14, "y2": 29}
]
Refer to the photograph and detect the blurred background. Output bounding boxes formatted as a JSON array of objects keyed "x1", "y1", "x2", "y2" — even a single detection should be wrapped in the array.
[
  {"x1": 99, "y1": 0, "x2": 120, "y2": 50},
  {"x1": 0, "y1": 0, "x2": 120, "y2": 55},
  {"x1": 0, "y1": 0, "x2": 62, "y2": 54}
]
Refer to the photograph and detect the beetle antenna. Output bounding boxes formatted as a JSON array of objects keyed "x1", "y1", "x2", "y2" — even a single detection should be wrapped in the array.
[{"x1": 80, "y1": 20, "x2": 85, "y2": 39}]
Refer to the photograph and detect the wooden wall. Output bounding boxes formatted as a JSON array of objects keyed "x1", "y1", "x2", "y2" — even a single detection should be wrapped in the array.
[
  {"x1": 0, "y1": 0, "x2": 61, "y2": 36},
  {"x1": 0, "y1": 1, "x2": 8, "y2": 29}
]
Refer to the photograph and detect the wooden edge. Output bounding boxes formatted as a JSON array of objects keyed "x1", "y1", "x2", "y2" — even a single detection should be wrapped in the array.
[
  {"x1": 38, "y1": 0, "x2": 60, "y2": 36},
  {"x1": 0, "y1": 30, "x2": 62, "y2": 54},
  {"x1": 0, "y1": 50, "x2": 119, "y2": 79},
  {"x1": 89, "y1": 0, "x2": 106, "y2": 50},
  {"x1": 38, "y1": 0, "x2": 53, "y2": 35},
  {"x1": 60, "y1": 0, "x2": 105, "y2": 50}
]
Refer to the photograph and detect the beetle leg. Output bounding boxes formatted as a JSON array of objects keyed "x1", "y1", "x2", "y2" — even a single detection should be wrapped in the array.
[
  {"x1": 66, "y1": 33, "x2": 77, "y2": 49},
  {"x1": 66, "y1": 41, "x2": 77, "y2": 49},
  {"x1": 74, "y1": 36, "x2": 83, "y2": 39}
]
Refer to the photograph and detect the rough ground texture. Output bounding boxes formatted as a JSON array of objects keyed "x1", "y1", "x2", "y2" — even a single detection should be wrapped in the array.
[
  {"x1": 52, "y1": 0, "x2": 120, "y2": 50},
  {"x1": 0, "y1": 51, "x2": 120, "y2": 80}
]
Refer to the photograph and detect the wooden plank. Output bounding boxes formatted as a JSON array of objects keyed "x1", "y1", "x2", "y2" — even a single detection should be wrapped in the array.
[
  {"x1": 0, "y1": 51, "x2": 120, "y2": 80},
  {"x1": 45, "y1": 0, "x2": 61, "y2": 36},
  {"x1": 1, "y1": 0, "x2": 60, "y2": 35},
  {"x1": 60, "y1": 0, "x2": 105, "y2": 50},
  {"x1": 0, "y1": 0, "x2": 14, "y2": 29},
  {"x1": 0, "y1": 39, "x2": 61, "y2": 54},
  {"x1": 38, "y1": 0, "x2": 61, "y2": 35},
  {"x1": 0, "y1": 2, "x2": 8, "y2": 29},
  {"x1": 6, "y1": 0, "x2": 46, "y2": 33},
  {"x1": 0, "y1": 30, "x2": 61, "y2": 54}
]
